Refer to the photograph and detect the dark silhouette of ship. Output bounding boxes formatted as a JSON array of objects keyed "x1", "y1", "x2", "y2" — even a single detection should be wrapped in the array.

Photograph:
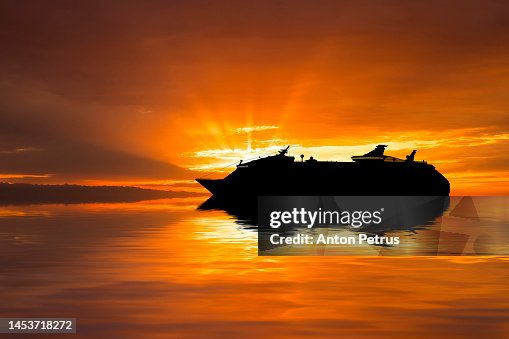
[{"x1": 196, "y1": 145, "x2": 450, "y2": 196}]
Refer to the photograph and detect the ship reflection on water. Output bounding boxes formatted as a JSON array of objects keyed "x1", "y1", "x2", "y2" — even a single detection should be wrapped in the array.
[
  {"x1": 198, "y1": 196, "x2": 259, "y2": 227},
  {"x1": 199, "y1": 195, "x2": 509, "y2": 256},
  {"x1": 198, "y1": 196, "x2": 451, "y2": 230}
]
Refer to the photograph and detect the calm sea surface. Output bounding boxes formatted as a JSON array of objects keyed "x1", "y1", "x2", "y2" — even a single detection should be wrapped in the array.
[{"x1": 0, "y1": 197, "x2": 508, "y2": 338}]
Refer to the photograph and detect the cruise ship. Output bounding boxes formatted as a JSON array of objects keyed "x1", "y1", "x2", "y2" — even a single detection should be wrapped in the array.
[{"x1": 196, "y1": 145, "x2": 450, "y2": 196}]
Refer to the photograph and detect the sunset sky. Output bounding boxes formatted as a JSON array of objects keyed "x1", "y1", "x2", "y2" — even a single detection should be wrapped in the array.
[{"x1": 1, "y1": 0, "x2": 509, "y2": 194}]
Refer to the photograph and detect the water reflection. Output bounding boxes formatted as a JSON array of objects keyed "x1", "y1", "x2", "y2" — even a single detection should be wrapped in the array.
[
  {"x1": 199, "y1": 196, "x2": 450, "y2": 229},
  {"x1": 198, "y1": 196, "x2": 509, "y2": 256},
  {"x1": 0, "y1": 197, "x2": 508, "y2": 338},
  {"x1": 198, "y1": 196, "x2": 259, "y2": 227}
]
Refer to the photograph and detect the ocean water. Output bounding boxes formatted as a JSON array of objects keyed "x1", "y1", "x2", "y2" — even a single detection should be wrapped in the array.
[{"x1": 0, "y1": 197, "x2": 508, "y2": 338}]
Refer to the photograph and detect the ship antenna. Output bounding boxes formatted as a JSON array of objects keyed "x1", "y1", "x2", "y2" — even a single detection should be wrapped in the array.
[{"x1": 278, "y1": 145, "x2": 290, "y2": 156}]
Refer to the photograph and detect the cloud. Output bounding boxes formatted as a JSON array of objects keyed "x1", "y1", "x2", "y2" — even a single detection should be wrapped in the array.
[
  {"x1": 235, "y1": 126, "x2": 279, "y2": 134},
  {"x1": 0, "y1": 147, "x2": 41, "y2": 154},
  {"x1": 0, "y1": 140, "x2": 193, "y2": 182}
]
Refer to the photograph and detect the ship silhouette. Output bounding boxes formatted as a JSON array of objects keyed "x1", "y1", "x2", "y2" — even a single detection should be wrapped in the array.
[{"x1": 196, "y1": 145, "x2": 450, "y2": 197}]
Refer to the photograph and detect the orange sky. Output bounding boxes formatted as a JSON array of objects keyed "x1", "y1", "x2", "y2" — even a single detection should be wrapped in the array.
[{"x1": 0, "y1": 0, "x2": 509, "y2": 194}]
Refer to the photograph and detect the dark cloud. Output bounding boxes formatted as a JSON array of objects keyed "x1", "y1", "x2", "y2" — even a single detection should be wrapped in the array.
[
  {"x1": 0, "y1": 139, "x2": 192, "y2": 181},
  {"x1": 0, "y1": 80, "x2": 192, "y2": 181},
  {"x1": 2, "y1": 0, "x2": 508, "y2": 106}
]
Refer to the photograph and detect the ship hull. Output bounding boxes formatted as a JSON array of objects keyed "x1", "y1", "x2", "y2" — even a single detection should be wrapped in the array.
[{"x1": 197, "y1": 161, "x2": 450, "y2": 197}]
